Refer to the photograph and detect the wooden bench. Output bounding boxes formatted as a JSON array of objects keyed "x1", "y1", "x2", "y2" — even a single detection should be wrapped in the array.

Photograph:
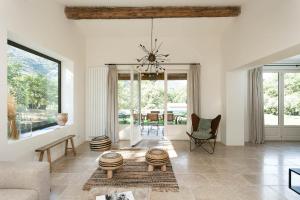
[{"x1": 35, "y1": 135, "x2": 76, "y2": 172}]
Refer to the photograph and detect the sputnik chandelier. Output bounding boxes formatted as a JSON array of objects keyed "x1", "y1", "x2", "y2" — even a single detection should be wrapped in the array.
[{"x1": 136, "y1": 18, "x2": 170, "y2": 74}]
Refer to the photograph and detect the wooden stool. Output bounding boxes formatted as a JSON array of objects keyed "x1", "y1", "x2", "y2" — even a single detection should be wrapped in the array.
[
  {"x1": 145, "y1": 148, "x2": 169, "y2": 172},
  {"x1": 99, "y1": 152, "x2": 123, "y2": 179},
  {"x1": 90, "y1": 136, "x2": 111, "y2": 151}
]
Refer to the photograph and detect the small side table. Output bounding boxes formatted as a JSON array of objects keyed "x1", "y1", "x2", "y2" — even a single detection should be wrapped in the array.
[
  {"x1": 145, "y1": 148, "x2": 169, "y2": 172},
  {"x1": 289, "y1": 168, "x2": 300, "y2": 195},
  {"x1": 99, "y1": 152, "x2": 123, "y2": 179}
]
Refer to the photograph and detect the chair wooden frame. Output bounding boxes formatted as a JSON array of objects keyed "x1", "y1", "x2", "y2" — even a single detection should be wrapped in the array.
[{"x1": 186, "y1": 114, "x2": 221, "y2": 154}]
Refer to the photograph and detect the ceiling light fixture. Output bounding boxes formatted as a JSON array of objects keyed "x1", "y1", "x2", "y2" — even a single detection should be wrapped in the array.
[{"x1": 136, "y1": 18, "x2": 170, "y2": 74}]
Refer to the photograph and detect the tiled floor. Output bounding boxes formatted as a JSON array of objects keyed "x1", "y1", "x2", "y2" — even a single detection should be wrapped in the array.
[{"x1": 50, "y1": 139, "x2": 300, "y2": 200}]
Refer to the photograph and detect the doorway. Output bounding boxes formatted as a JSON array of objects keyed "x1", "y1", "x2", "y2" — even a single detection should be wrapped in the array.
[
  {"x1": 140, "y1": 73, "x2": 165, "y2": 139},
  {"x1": 117, "y1": 67, "x2": 188, "y2": 144}
]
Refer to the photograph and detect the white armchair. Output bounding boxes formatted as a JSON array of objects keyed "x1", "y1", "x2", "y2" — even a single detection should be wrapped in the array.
[{"x1": 0, "y1": 161, "x2": 50, "y2": 200}]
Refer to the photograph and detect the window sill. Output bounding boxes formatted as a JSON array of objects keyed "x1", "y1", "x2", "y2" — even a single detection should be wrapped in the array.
[{"x1": 8, "y1": 124, "x2": 72, "y2": 144}]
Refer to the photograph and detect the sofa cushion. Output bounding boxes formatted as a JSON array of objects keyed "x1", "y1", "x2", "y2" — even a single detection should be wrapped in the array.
[
  {"x1": 198, "y1": 118, "x2": 212, "y2": 130},
  {"x1": 0, "y1": 189, "x2": 38, "y2": 200},
  {"x1": 192, "y1": 130, "x2": 212, "y2": 140}
]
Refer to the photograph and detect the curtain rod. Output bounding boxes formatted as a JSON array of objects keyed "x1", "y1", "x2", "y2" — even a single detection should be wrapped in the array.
[
  {"x1": 265, "y1": 63, "x2": 300, "y2": 66},
  {"x1": 104, "y1": 63, "x2": 199, "y2": 66}
]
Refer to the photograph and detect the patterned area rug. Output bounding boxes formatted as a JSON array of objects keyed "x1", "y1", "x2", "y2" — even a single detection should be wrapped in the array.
[{"x1": 83, "y1": 149, "x2": 179, "y2": 192}]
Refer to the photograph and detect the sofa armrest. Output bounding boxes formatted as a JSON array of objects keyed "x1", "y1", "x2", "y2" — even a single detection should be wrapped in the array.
[{"x1": 0, "y1": 161, "x2": 50, "y2": 200}]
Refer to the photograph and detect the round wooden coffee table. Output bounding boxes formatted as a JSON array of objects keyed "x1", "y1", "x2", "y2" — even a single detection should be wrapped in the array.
[
  {"x1": 90, "y1": 136, "x2": 111, "y2": 151},
  {"x1": 145, "y1": 148, "x2": 169, "y2": 172},
  {"x1": 99, "y1": 152, "x2": 123, "y2": 179}
]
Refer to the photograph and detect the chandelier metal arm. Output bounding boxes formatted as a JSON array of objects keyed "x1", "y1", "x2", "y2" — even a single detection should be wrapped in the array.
[{"x1": 136, "y1": 17, "x2": 169, "y2": 74}]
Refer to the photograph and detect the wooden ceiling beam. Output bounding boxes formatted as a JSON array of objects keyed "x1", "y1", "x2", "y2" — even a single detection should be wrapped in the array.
[{"x1": 65, "y1": 6, "x2": 241, "y2": 20}]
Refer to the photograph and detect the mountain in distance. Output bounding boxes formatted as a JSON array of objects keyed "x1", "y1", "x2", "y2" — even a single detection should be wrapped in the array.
[{"x1": 8, "y1": 45, "x2": 59, "y2": 81}]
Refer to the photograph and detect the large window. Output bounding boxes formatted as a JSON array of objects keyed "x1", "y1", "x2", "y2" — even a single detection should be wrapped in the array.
[
  {"x1": 263, "y1": 70, "x2": 300, "y2": 126},
  {"x1": 7, "y1": 40, "x2": 61, "y2": 134}
]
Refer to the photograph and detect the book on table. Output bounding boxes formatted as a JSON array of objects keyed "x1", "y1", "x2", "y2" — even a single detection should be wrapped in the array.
[{"x1": 96, "y1": 191, "x2": 135, "y2": 200}]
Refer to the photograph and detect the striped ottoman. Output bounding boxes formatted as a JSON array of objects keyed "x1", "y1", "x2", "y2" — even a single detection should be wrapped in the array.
[
  {"x1": 90, "y1": 136, "x2": 111, "y2": 151},
  {"x1": 145, "y1": 148, "x2": 169, "y2": 172},
  {"x1": 99, "y1": 152, "x2": 123, "y2": 179}
]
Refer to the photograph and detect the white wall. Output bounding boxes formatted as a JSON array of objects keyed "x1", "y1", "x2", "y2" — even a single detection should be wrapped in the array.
[
  {"x1": 223, "y1": 0, "x2": 300, "y2": 70},
  {"x1": 79, "y1": 18, "x2": 234, "y2": 140},
  {"x1": 222, "y1": 0, "x2": 300, "y2": 143},
  {"x1": 0, "y1": 0, "x2": 86, "y2": 161},
  {"x1": 224, "y1": 70, "x2": 247, "y2": 145}
]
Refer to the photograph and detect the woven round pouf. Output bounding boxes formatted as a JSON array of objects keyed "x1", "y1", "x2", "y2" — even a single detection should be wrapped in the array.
[
  {"x1": 99, "y1": 152, "x2": 123, "y2": 179},
  {"x1": 90, "y1": 136, "x2": 111, "y2": 151},
  {"x1": 145, "y1": 148, "x2": 169, "y2": 172}
]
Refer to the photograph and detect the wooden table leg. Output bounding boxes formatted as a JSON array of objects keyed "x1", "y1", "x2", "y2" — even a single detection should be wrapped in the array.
[
  {"x1": 107, "y1": 170, "x2": 113, "y2": 179},
  {"x1": 70, "y1": 138, "x2": 76, "y2": 156},
  {"x1": 161, "y1": 164, "x2": 166, "y2": 172},
  {"x1": 47, "y1": 149, "x2": 52, "y2": 172},
  {"x1": 38, "y1": 151, "x2": 44, "y2": 161},
  {"x1": 65, "y1": 139, "x2": 69, "y2": 156},
  {"x1": 148, "y1": 164, "x2": 154, "y2": 172}
]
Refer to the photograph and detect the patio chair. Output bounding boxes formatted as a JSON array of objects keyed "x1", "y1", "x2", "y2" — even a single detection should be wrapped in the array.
[
  {"x1": 147, "y1": 113, "x2": 159, "y2": 135},
  {"x1": 186, "y1": 113, "x2": 221, "y2": 154}
]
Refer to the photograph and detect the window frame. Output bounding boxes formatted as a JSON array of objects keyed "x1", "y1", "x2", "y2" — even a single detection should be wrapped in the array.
[
  {"x1": 7, "y1": 40, "x2": 62, "y2": 132},
  {"x1": 263, "y1": 67, "x2": 300, "y2": 128}
]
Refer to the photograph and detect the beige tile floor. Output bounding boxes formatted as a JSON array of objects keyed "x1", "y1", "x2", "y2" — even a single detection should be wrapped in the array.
[{"x1": 50, "y1": 139, "x2": 300, "y2": 200}]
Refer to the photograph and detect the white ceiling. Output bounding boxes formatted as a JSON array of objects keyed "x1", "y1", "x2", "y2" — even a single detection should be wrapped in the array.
[
  {"x1": 55, "y1": 0, "x2": 246, "y2": 7},
  {"x1": 73, "y1": 18, "x2": 234, "y2": 37}
]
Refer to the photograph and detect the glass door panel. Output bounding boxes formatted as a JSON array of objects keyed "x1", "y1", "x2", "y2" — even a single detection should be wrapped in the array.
[
  {"x1": 263, "y1": 73, "x2": 279, "y2": 125},
  {"x1": 167, "y1": 73, "x2": 188, "y2": 125},
  {"x1": 284, "y1": 73, "x2": 300, "y2": 125},
  {"x1": 118, "y1": 73, "x2": 131, "y2": 140},
  {"x1": 130, "y1": 69, "x2": 142, "y2": 146},
  {"x1": 140, "y1": 73, "x2": 165, "y2": 137}
]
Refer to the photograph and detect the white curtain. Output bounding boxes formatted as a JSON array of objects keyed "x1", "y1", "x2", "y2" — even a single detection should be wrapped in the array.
[
  {"x1": 86, "y1": 67, "x2": 108, "y2": 138},
  {"x1": 248, "y1": 67, "x2": 265, "y2": 144},
  {"x1": 106, "y1": 65, "x2": 119, "y2": 143},
  {"x1": 187, "y1": 64, "x2": 201, "y2": 132}
]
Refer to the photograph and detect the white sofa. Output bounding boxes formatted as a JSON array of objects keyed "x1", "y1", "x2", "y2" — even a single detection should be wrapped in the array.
[{"x1": 0, "y1": 162, "x2": 50, "y2": 200}]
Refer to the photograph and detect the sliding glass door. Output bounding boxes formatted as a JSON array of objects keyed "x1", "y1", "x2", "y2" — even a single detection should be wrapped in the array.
[
  {"x1": 118, "y1": 68, "x2": 188, "y2": 141},
  {"x1": 263, "y1": 68, "x2": 300, "y2": 140},
  {"x1": 117, "y1": 68, "x2": 142, "y2": 146}
]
